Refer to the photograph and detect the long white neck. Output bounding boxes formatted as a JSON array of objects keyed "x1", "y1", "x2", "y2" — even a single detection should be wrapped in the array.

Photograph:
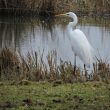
[
  {"x1": 71, "y1": 13, "x2": 78, "y2": 27},
  {"x1": 67, "y1": 13, "x2": 78, "y2": 32}
]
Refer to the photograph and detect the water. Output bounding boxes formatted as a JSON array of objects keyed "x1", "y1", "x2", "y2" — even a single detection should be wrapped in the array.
[{"x1": 0, "y1": 16, "x2": 110, "y2": 70}]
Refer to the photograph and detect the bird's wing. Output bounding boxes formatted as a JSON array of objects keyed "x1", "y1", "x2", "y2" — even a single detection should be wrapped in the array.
[{"x1": 69, "y1": 29, "x2": 93, "y2": 67}]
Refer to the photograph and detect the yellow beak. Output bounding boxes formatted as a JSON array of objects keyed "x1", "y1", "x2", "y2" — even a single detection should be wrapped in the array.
[{"x1": 55, "y1": 13, "x2": 66, "y2": 17}]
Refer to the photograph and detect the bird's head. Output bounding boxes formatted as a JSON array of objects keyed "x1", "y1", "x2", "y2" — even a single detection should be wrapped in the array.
[
  {"x1": 56, "y1": 12, "x2": 78, "y2": 27},
  {"x1": 56, "y1": 12, "x2": 77, "y2": 19},
  {"x1": 65, "y1": 12, "x2": 76, "y2": 18}
]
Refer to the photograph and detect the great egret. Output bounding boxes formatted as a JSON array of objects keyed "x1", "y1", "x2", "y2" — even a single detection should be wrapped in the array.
[{"x1": 56, "y1": 12, "x2": 93, "y2": 73}]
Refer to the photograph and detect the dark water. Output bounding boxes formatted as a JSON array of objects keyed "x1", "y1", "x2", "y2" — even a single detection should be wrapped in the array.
[{"x1": 0, "y1": 16, "x2": 110, "y2": 69}]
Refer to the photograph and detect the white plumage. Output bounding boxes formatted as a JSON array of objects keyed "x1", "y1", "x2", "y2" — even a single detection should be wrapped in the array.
[
  {"x1": 56, "y1": 12, "x2": 93, "y2": 68},
  {"x1": 68, "y1": 28, "x2": 93, "y2": 67}
]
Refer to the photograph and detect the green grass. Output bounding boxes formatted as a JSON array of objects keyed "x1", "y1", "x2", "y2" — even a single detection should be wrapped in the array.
[{"x1": 0, "y1": 81, "x2": 110, "y2": 110}]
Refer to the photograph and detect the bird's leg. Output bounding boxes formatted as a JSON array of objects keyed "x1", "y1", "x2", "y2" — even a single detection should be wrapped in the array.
[
  {"x1": 84, "y1": 64, "x2": 88, "y2": 80},
  {"x1": 73, "y1": 54, "x2": 76, "y2": 77}
]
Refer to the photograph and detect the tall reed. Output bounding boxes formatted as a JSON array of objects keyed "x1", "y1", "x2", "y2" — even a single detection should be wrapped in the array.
[{"x1": 0, "y1": 48, "x2": 110, "y2": 82}]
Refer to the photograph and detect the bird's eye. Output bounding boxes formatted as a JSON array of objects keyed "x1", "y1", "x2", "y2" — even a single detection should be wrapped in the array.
[{"x1": 66, "y1": 13, "x2": 69, "y2": 15}]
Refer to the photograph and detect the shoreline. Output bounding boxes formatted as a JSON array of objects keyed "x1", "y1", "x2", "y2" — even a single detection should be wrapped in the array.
[
  {"x1": 0, "y1": 0, "x2": 110, "y2": 17},
  {"x1": 0, "y1": 9, "x2": 110, "y2": 17}
]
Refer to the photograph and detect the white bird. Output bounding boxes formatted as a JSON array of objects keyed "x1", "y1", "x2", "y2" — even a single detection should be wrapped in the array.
[{"x1": 56, "y1": 12, "x2": 93, "y2": 73}]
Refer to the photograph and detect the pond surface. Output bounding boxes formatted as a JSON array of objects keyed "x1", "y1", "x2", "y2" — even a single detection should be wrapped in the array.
[{"x1": 0, "y1": 16, "x2": 110, "y2": 69}]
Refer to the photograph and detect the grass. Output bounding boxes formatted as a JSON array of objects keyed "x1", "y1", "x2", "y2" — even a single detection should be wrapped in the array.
[
  {"x1": 0, "y1": 81, "x2": 110, "y2": 110},
  {"x1": 0, "y1": 48, "x2": 110, "y2": 82},
  {"x1": 0, "y1": 49, "x2": 110, "y2": 109},
  {"x1": 0, "y1": 0, "x2": 110, "y2": 16}
]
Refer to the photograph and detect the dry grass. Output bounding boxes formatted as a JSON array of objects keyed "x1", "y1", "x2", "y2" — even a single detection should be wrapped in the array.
[
  {"x1": 0, "y1": 0, "x2": 110, "y2": 16},
  {"x1": 0, "y1": 0, "x2": 55, "y2": 16},
  {"x1": 93, "y1": 60, "x2": 110, "y2": 83},
  {"x1": 0, "y1": 48, "x2": 20, "y2": 80},
  {"x1": 0, "y1": 48, "x2": 110, "y2": 83}
]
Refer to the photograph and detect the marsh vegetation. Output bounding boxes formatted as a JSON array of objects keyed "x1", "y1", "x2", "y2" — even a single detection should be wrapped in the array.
[
  {"x1": 0, "y1": 48, "x2": 110, "y2": 83},
  {"x1": 0, "y1": 0, "x2": 110, "y2": 16}
]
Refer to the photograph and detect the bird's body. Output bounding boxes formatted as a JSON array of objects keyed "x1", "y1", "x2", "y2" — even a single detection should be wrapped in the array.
[
  {"x1": 68, "y1": 28, "x2": 93, "y2": 67},
  {"x1": 56, "y1": 12, "x2": 93, "y2": 68}
]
